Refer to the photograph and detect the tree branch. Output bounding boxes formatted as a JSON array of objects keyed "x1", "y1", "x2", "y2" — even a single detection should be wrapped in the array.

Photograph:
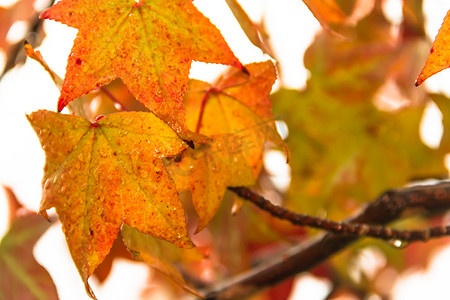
[
  {"x1": 201, "y1": 182, "x2": 450, "y2": 299},
  {"x1": 228, "y1": 186, "x2": 450, "y2": 242}
]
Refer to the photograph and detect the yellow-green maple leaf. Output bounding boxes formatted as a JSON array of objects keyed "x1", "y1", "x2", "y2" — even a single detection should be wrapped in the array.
[{"x1": 27, "y1": 110, "x2": 192, "y2": 298}]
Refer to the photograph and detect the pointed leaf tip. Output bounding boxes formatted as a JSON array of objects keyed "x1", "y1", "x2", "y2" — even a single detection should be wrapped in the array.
[
  {"x1": 415, "y1": 10, "x2": 450, "y2": 85},
  {"x1": 186, "y1": 139, "x2": 195, "y2": 149}
]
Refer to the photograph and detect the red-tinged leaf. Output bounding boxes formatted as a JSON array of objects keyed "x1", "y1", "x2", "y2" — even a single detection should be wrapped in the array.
[
  {"x1": 416, "y1": 10, "x2": 450, "y2": 86},
  {"x1": 3, "y1": 186, "x2": 22, "y2": 224},
  {"x1": 169, "y1": 61, "x2": 285, "y2": 231},
  {"x1": 121, "y1": 224, "x2": 203, "y2": 297},
  {"x1": 0, "y1": 210, "x2": 58, "y2": 299},
  {"x1": 27, "y1": 110, "x2": 192, "y2": 299},
  {"x1": 40, "y1": 0, "x2": 243, "y2": 140}
]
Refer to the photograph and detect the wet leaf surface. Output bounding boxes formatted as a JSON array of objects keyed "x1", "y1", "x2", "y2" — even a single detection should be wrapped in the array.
[
  {"x1": 40, "y1": 0, "x2": 243, "y2": 140},
  {"x1": 27, "y1": 110, "x2": 191, "y2": 297}
]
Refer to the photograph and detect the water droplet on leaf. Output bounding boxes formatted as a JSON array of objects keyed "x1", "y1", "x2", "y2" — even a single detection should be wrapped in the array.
[
  {"x1": 388, "y1": 239, "x2": 409, "y2": 249},
  {"x1": 139, "y1": 169, "x2": 149, "y2": 178},
  {"x1": 77, "y1": 153, "x2": 84, "y2": 162}
]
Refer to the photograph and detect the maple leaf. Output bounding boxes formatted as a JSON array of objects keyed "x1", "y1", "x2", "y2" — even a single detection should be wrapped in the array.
[
  {"x1": 303, "y1": 4, "x2": 395, "y2": 104},
  {"x1": 415, "y1": 10, "x2": 450, "y2": 86},
  {"x1": 269, "y1": 0, "x2": 445, "y2": 222},
  {"x1": 0, "y1": 187, "x2": 58, "y2": 300},
  {"x1": 168, "y1": 61, "x2": 285, "y2": 231},
  {"x1": 40, "y1": 0, "x2": 243, "y2": 139},
  {"x1": 272, "y1": 87, "x2": 446, "y2": 220},
  {"x1": 27, "y1": 110, "x2": 192, "y2": 298}
]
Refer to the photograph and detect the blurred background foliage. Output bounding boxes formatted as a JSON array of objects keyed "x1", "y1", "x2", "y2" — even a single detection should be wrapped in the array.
[{"x1": 2, "y1": 0, "x2": 450, "y2": 299}]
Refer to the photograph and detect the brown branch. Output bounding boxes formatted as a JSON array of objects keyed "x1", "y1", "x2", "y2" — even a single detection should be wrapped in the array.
[
  {"x1": 201, "y1": 182, "x2": 450, "y2": 299},
  {"x1": 228, "y1": 186, "x2": 450, "y2": 242}
]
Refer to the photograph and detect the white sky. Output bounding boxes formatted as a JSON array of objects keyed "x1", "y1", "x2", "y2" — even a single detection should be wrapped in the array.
[{"x1": 1, "y1": 0, "x2": 450, "y2": 299}]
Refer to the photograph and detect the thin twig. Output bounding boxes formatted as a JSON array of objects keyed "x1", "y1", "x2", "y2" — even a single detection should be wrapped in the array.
[{"x1": 200, "y1": 182, "x2": 450, "y2": 299}]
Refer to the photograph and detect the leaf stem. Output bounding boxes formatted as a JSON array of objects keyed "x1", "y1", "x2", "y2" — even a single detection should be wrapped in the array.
[{"x1": 195, "y1": 87, "x2": 221, "y2": 133}]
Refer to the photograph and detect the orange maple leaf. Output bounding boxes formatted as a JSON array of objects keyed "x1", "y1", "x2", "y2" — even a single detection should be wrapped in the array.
[
  {"x1": 169, "y1": 61, "x2": 286, "y2": 231},
  {"x1": 416, "y1": 10, "x2": 450, "y2": 86},
  {"x1": 40, "y1": 0, "x2": 243, "y2": 139},
  {"x1": 27, "y1": 110, "x2": 192, "y2": 298}
]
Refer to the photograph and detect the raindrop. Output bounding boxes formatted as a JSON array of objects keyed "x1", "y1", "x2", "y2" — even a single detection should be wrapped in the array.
[
  {"x1": 123, "y1": 118, "x2": 133, "y2": 125},
  {"x1": 53, "y1": 176, "x2": 58, "y2": 184},
  {"x1": 77, "y1": 153, "x2": 84, "y2": 162},
  {"x1": 139, "y1": 169, "x2": 149, "y2": 179},
  {"x1": 388, "y1": 239, "x2": 409, "y2": 249},
  {"x1": 44, "y1": 179, "x2": 51, "y2": 190},
  {"x1": 60, "y1": 185, "x2": 67, "y2": 194}
]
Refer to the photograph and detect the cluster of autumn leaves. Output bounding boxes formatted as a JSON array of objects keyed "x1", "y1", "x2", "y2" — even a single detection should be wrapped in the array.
[
  {"x1": 25, "y1": 0, "x2": 286, "y2": 297},
  {"x1": 14, "y1": 0, "x2": 450, "y2": 298}
]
